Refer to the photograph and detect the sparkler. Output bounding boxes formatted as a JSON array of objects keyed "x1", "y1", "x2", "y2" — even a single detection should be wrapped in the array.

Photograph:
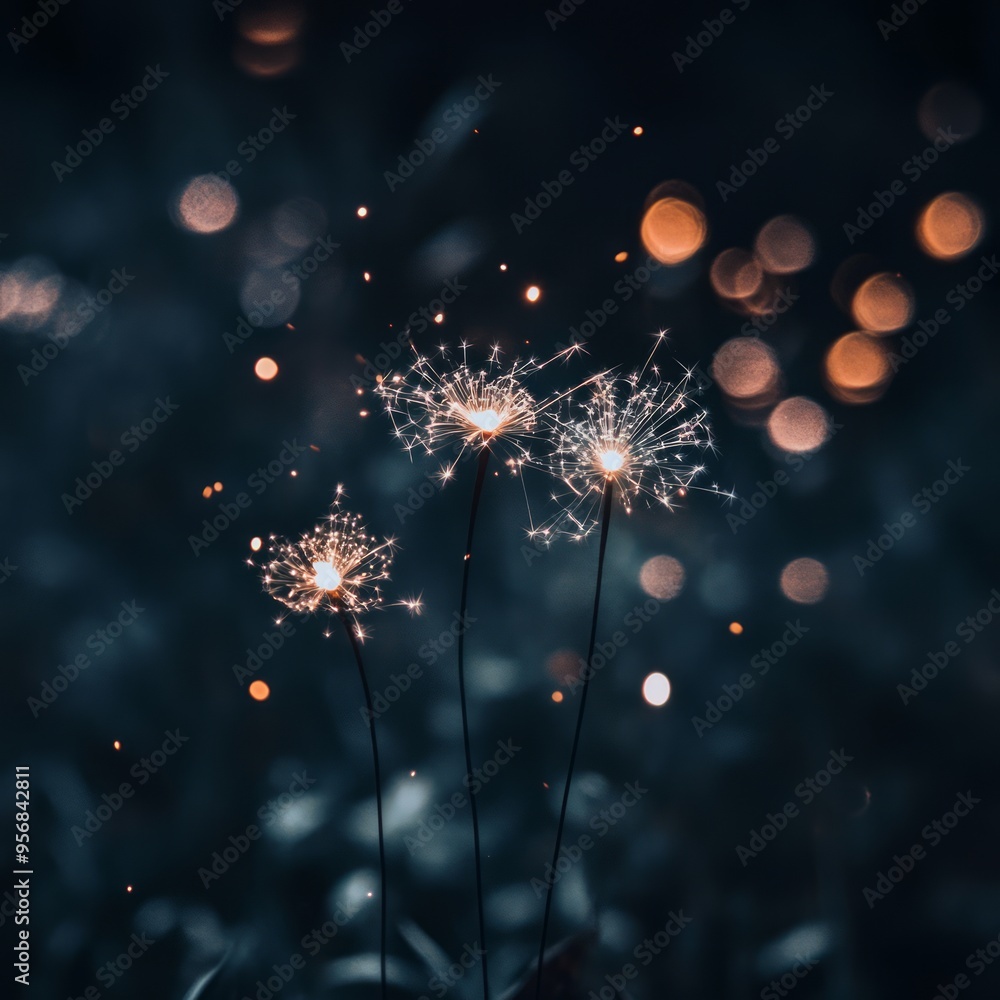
[
  {"x1": 261, "y1": 490, "x2": 396, "y2": 1000},
  {"x1": 531, "y1": 337, "x2": 728, "y2": 1000},
  {"x1": 376, "y1": 340, "x2": 596, "y2": 1000}
]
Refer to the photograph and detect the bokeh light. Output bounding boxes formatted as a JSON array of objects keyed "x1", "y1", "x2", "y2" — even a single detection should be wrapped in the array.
[
  {"x1": 767, "y1": 397, "x2": 831, "y2": 453},
  {"x1": 918, "y1": 82, "x2": 983, "y2": 144},
  {"x1": 255, "y1": 357, "x2": 279, "y2": 381},
  {"x1": 525, "y1": 285, "x2": 541, "y2": 303},
  {"x1": 711, "y1": 338, "x2": 780, "y2": 403},
  {"x1": 639, "y1": 555, "x2": 685, "y2": 601},
  {"x1": 249, "y1": 680, "x2": 271, "y2": 701},
  {"x1": 710, "y1": 248, "x2": 764, "y2": 300},
  {"x1": 754, "y1": 215, "x2": 816, "y2": 274},
  {"x1": 728, "y1": 622, "x2": 743, "y2": 635},
  {"x1": 237, "y1": 4, "x2": 305, "y2": 44},
  {"x1": 640, "y1": 197, "x2": 707, "y2": 265},
  {"x1": 250, "y1": 537, "x2": 263, "y2": 552},
  {"x1": 851, "y1": 272, "x2": 915, "y2": 333},
  {"x1": 779, "y1": 557, "x2": 829, "y2": 604},
  {"x1": 176, "y1": 176, "x2": 239, "y2": 234},
  {"x1": 824, "y1": 332, "x2": 892, "y2": 404},
  {"x1": 642, "y1": 672, "x2": 671, "y2": 706},
  {"x1": 916, "y1": 193, "x2": 984, "y2": 260},
  {"x1": 551, "y1": 691, "x2": 564, "y2": 703}
]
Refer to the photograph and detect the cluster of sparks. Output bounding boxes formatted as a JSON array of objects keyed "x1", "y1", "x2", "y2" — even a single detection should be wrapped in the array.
[
  {"x1": 374, "y1": 341, "x2": 588, "y2": 482},
  {"x1": 261, "y1": 491, "x2": 398, "y2": 629}
]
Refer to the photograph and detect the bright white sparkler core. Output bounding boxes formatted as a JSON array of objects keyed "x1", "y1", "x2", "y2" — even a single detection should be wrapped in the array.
[
  {"x1": 312, "y1": 561, "x2": 342, "y2": 591},
  {"x1": 469, "y1": 408, "x2": 502, "y2": 433},
  {"x1": 600, "y1": 448, "x2": 626, "y2": 472}
]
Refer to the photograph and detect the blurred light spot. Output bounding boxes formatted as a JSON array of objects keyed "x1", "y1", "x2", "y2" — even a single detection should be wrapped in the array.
[
  {"x1": 201, "y1": 486, "x2": 213, "y2": 499},
  {"x1": 918, "y1": 82, "x2": 983, "y2": 144},
  {"x1": 176, "y1": 176, "x2": 239, "y2": 234},
  {"x1": 551, "y1": 691, "x2": 564, "y2": 703},
  {"x1": 825, "y1": 332, "x2": 892, "y2": 404},
  {"x1": 640, "y1": 196, "x2": 707, "y2": 265},
  {"x1": 916, "y1": 193, "x2": 984, "y2": 260},
  {"x1": 363, "y1": 271, "x2": 371, "y2": 282},
  {"x1": 250, "y1": 537, "x2": 262, "y2": 552},
  {"x1": 768, "y1": 397, "x2": 830, "y2": 454},
  {"x1": 499, "y1": 263, "x2": 507, "y2": 271},
  {"x1": 410, "y1": 770, "x2": 416, "y2": 777},
  {"x1": 249, "y1": 680, "x2": 270, "y2": 701},
  {"x1": 639, "y1": 555, "x2": 685, "y2": 601},
  {"x1": 546, "y1": 649, "x2": 581, "y2": 683},
  {"x1": 754, "y1": 215, "x2": 816, "y2": 274},
  {"x1": 642, "y1": 672, "x2": 671, "y2": 706},
  {"x1": 113, "y1": 740, "x2": 121, "y2": 750},
  {"x1": 19, "y1": 275, "x2": 63, "y2": 317},
  {"x1": 213, "y1": 481, "x2": 223, "y2": 492},
  {"x1": 780, "y1": 557, "x2": 829, "y2": 604},
  {"x1": 240, "y1": 270, "x2": 300, "y2": 327},
  {"x1": 757, "y1": 922, "x2": 832, "y2": 976},
  {"x1": 237, "y1": 4, "x2": 304, "y2": 44},
  {"x1": 633, "y1": 126, "x2": 643, "y2": 136},
  {"x1": 433, "y1": 312, "x2": 444, "y2": 324},
  {"x1": 255, "y1": 356, "x2": 279, "y2": 380},
  {"x1": 711, "y1": 339, "x2": 780, "y2": 402},
  {"x1": 126, "y1": 885, "x2": 133, "y2": 893},
  {"x1": 234, "y1": 39, "x2": 300, "y2": 77},
  {"x1": 614, "y1": 251, "x2": 628, "y2": 262},
  {"x1": 357, "y1": 206, "x2": 368, "y2": 218},
  {"x1": 851, "y1": 272, "x2": 914, "y2": 333},
  {"x1": 729, "y1": 622, "x2": 743, "y2": 635},
  {"x1": 710, "y1": 248, "x2": 764, "y2": 300},
  {"x1": 525, "y1": 285, "x2": 541, "y2": 303},
  {"x1": 271, "y1": 197, "x2": 328, "y2": 251}
]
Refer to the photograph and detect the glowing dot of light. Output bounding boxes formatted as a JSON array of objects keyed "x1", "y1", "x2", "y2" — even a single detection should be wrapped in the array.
[
  {"x1": 213, "y1": 481, "x2": 223, "y2": 492},
  {"x1": 357, "y1": 206, "x2": 368, "y2": 218},
  {"x1": 499, "y1": 263, "x2": 508, "y2": 271},
  {"x1": 551, "y1": 691, "x2": 564, "y2": 703},
  {"x1": 176, "y1": 175, "x2": 239, "y2": 234},
  {"x1": 780, "y1": 557, "x2": 829, "y2": 604},
  {"x1": 469, "y1": 408, "x2": 502, "y2": 432},
  {"x1": 640, "y1": 196, "x2": 708, "y2": 265},
  {"x1": 754, "y1": 215, "x2": 815, "y2": 274},
  {"x1": 255, "y1": 356, "x2": 279, "y2": 380},
  {"x1": 434, "y1": 312, "x2": 444, "y2": 324},
  {"x1": 249, "y1": 680, "x2": 270, "y2": 701},
  {"x1": 312, "y1": 561, "x2": 342, "y2": 591},
  {"x1": 201, "y1": 486, "x2": 213, "y2": 499},
  {"x1": 359, "y1": 409, "x2": 370, "y2": 417},
  {"x1": 614, "y1": 251, "x2": 628, "y2": 262},
  {"x1": 126, "y1": 885, "x2": 133, "y2": 893},
  {"x1": 364, "y1": 271, "x2": 371, "y2": 282},
  {"x1": 633, "y1": 126, "x2": 644, "y2": 136},
  {"x1": 711, "y1": 338, "x2": 779, "y2": 401},
  {"x1": 851, "y1": 272, "x2": 915, "y2": 334},
  {"x1": 639, "y1": 555, "x2": 685, "y2": 601},
  {"x1": 600, "y1": 449, "x2": 626, "y2": 472},
  {"x1": 113, "y1": 740, "x2": 121, "y2": 750},
  {"x1": 767, "y1": 396, "x2": 830, "y2": 453},
  {"x1": 290, "y1": 470, "x2": 298, "y2": 477},
  {"x1": 409, "y1": 770, "x2": 416, "y2": 777},
  {"x1": 642, "y1": 672, "x2": 671, "y2": 706},
  {"x1": 729, "y1": 622, "x2": 744, "y2": 635},
  {"x1": 251, "y1": 537, "x2": 263, "y2": 552},
  {"x1": 916, "y1": 193, "x2": 984, "y2": 260},
  {"x1": 525, "y1": 285, "x2": 541, "y2": 303}
]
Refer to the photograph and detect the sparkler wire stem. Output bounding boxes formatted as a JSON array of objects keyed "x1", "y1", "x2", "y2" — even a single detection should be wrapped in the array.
[
  {"x1": 458, "y1": 445, "x2": 492, "y2": 1000},
  {"x1": 533, "y1": 477, "x2": 614, "y2": 1000},
  {"x1": 339, "y1": 610, "x2": 388, "y2": 1000}
]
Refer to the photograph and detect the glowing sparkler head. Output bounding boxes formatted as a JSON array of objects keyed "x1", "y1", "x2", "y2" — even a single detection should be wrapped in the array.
[
  {"x1": 533, "y1": 357, "x2": 730, "y2": 539},
  {"x1": 262, "y1": 497, "x2": 395, "y2": 617},
  {"x1": 375, "y1": 342, "x2": 552, "y2": 476}
]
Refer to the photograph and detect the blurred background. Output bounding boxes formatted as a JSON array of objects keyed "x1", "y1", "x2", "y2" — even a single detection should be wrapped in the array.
[{"x1": 2, "y1": 0, "x2": 999, "y2": 997}]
